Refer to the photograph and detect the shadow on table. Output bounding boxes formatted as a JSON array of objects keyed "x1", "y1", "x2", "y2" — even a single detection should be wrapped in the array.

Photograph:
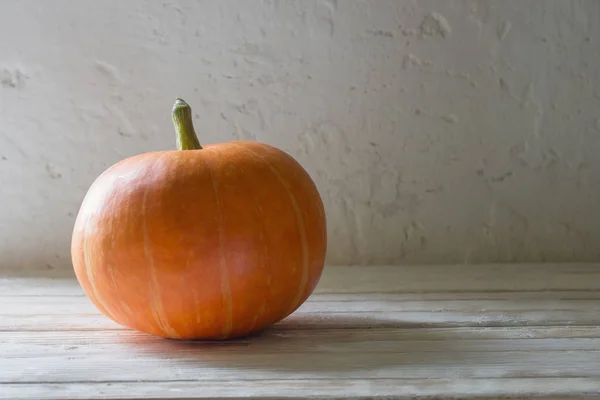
[{"x1": 123, "y1": 314, "x2": 455, "y2": 374}]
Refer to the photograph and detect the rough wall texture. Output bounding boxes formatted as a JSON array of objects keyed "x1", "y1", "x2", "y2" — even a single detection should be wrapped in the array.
[{"x1": 1, "y1": 0, "x2": 599, "y2": 270}]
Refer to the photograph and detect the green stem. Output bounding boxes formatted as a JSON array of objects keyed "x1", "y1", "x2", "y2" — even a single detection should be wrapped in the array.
[{"x1": 172, "y1": 98, "x2": 202, "y2": 150}]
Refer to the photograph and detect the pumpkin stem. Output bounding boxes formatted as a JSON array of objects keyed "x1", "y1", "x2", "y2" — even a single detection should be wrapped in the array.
[{"x1": 172, "y1": 98, "x2": 202, "y2": 150}]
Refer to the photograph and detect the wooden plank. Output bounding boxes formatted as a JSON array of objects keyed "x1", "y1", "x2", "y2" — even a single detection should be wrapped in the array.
[
  {"x1": 0, "y1": 276, "x2": 80, "y2": 296},
  {"x1": 2, "y1": 378, "x2": 600, "y2": 400},
  {"x1": 3, "y1": 348, "x2": 600, "y2": 383},
  {"x1": 3, "y1": 310, "x2": 600, "y2": 332},
  {"x1": 4, "y1": 329, "x2": 600, "y2": 359},
  {"x1": 2, "y1": 294, "x2": 600, "y2": 331},
  {"x1": 7, "y1": 325, "x2": 600, "y2": 343},
  {"x1": 6, "y1": 294, "x2": 600, "y2": 314},
  {"x1": 6, "y1": 289, "x2": 600, "y2": 300},
  {"x1": 7, "y1": 295, "x2": 600, "y2": 314},
  {"x1": 316, "y1": 263, "x2": 600, "y2": 293},
  {"x1": 3, "y1": 263, "x2": 600, "y2": 296}
]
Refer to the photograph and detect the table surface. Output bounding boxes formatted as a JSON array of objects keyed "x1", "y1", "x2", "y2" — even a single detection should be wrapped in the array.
[{"x1": 2, "y1": 263, "x2": 600, "y2": 399}]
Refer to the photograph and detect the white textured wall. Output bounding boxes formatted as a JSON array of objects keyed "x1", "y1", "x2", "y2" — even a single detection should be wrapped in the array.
[{"x1": 1, "y1": 0, "x2": 599, "y2": 270}]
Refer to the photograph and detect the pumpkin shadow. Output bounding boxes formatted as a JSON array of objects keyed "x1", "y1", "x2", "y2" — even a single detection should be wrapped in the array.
[{"x1": 125, "y1": 314, "x2": 457, "y2": 374}]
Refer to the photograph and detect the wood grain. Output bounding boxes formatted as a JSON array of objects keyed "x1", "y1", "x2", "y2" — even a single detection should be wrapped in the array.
[
  {"x1": 2, "y1": 264, "x2": 600, "y2": 399},
  {"x1": 3, "y1": 378, "x2": 600, "y2": 400}
]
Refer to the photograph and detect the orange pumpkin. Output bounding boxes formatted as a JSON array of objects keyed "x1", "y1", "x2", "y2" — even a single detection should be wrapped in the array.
[{"x1": 71, "y1": 99, "x2": 327, "y2": 339}]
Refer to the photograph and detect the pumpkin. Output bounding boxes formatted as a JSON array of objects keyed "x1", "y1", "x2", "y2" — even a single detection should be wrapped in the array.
[{"x1": 71, "y1": 99, "x2": 327, "y2": 340}]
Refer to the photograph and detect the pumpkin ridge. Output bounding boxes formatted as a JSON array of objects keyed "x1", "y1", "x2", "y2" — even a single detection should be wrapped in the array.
[
  {"x1": 230, "y1": 144, "x2": 310, "y2": 316},
  {"x1": 204, "y1": 151, "x2": 234, "y2": 339},
  {"x1": 105, "y1": 200, "x2": 133, "y2": 321},
  {"x1": 245, "y1": 190, "x2": 270, "y2": 332},
  {"x1": 82, "y1": 220, "x2": 117, "y2": 322},
  {"x1": 141, "y1": 155, "x2": 181, "y2": 338}
]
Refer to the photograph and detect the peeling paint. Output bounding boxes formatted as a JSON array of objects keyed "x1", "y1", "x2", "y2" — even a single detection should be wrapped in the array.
[
  {"x1": 419, "y1": 12, "x2": 452, "y2": 38},
  {"x1": 95, "y1": 61, "x2": 124, "y2": 84},
  {"x1": 441, "y1": 114, "x2": 458, "y2": 124},
  {"x1": 368, "y1": 29, "x2": 393, "y2": 38},
  {"x1": 45, "y1": 164, "x2": 62, "y2": 180},
  {"x1": 1, "y1": 68, "x2": 27, "y2": 89},
  {"x1": 497, "y1": 20, "x2": 512, "y2": 41},
  {"x1": 403, "y1": 54, "x2": 431, "y2": 69}
]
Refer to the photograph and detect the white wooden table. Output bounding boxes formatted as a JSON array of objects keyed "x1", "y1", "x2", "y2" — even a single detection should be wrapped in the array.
[{"x1": 2, "y1": 264, "x2": 600, "y2": 399}]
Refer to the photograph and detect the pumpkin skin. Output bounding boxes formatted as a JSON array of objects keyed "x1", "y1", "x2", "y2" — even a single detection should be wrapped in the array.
[{"x1": 71, "y1": 102, "x2": 327, "y2": 340}]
